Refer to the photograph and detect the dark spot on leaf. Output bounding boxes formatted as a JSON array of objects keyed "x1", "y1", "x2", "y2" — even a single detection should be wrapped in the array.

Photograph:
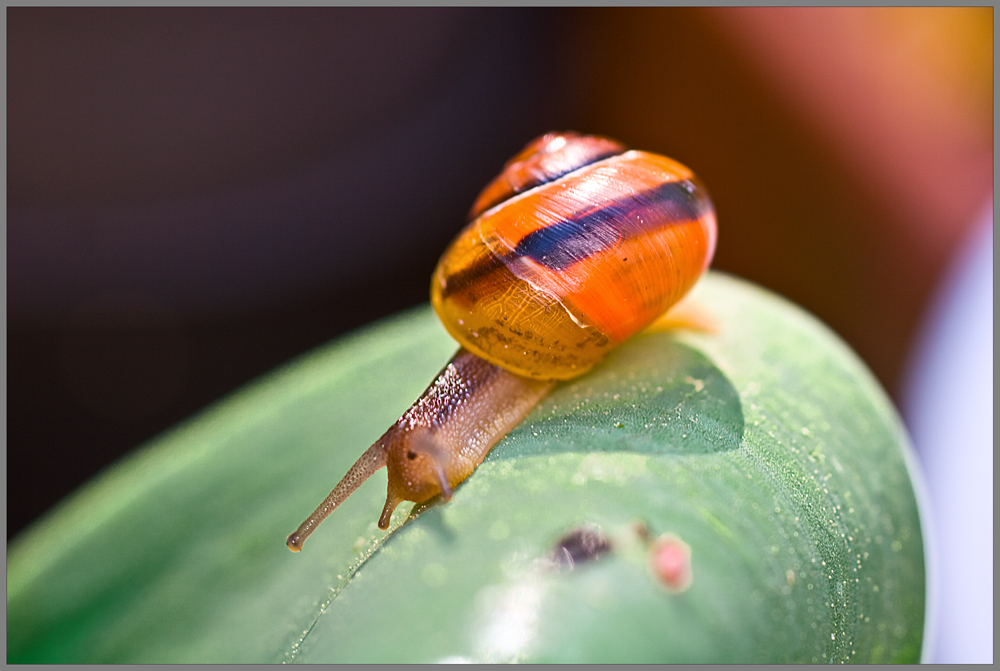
[{"x1": 548, "y1": 525, "x2": 611, "y2": 570}]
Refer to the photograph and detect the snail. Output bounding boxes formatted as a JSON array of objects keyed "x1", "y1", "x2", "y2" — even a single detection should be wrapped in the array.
[{"x1": 287, "y1": 131, "x2": 717, "y2": 552}]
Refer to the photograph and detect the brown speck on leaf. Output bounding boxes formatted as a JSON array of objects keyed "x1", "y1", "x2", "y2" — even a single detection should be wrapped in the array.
[{"x1": 548, "y1": 525, "x2": 612, "y2": 570}]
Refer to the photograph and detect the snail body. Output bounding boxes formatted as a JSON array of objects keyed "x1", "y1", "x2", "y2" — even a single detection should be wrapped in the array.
[{"x1": 287, "y1": 132, "x2": 716, "y2": 552}]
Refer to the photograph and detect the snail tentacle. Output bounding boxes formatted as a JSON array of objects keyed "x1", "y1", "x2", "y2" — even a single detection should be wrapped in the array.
[{"x1": 286, "y1": 436, "x2": 389, "y2": 552}]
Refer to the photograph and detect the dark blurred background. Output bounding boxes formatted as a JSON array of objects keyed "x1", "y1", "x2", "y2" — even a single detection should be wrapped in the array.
[{"x1": 8, "y1": 5, "x2": 991, "y2": 597}]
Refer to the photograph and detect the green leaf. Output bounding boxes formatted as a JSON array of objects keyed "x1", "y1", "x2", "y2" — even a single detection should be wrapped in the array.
[{"x1": 7, "y1": 272, "x2": 926, "y2": 663}]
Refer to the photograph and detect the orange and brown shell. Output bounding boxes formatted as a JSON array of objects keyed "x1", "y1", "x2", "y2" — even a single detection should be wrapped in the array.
[{"x1": 431, "y1": 131, "x2": 718, "y2": 380}]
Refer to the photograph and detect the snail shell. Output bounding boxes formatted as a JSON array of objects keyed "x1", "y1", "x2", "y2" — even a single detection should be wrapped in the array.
[
  {"x1": 287, "y1": 132, "x2": 717, "y2": 551},
  {"x1": 432, "y1": 131, "x2": 717, "y2": 380}
]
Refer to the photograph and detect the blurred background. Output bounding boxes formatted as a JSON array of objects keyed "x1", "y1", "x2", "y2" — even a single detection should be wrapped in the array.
[{"x1": 7, "y1": 8, "x2": 992, "y2": 661}]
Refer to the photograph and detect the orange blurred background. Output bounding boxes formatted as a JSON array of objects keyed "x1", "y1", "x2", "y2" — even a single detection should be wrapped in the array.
[
  {"x1": 569, "y1": 8, "x2": 991, "y2": 392},
  {"x1": 8, "y1": 7, "x2": 991, "y2": 569}
]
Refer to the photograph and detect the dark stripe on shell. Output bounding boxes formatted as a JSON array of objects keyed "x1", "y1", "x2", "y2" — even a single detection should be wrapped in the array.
[
  {"x1": 513, "y1": 178, "x2": 710, "y2": 271},
  {"x1": 441, "y1": 177, "x2": 710, "y2": 299}
]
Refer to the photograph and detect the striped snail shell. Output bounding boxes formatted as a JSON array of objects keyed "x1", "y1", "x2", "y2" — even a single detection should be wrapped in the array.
[
  {"x1": 433, "y1": 131, "x2": 717, "y2": 380},
  {"x1": 287, "y1": 132, "x2": 717, "y2": 552}
]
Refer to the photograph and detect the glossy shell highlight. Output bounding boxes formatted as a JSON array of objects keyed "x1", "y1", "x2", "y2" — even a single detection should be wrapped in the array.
[{"x1": 432, "y1": 134, "x2": 717, "y2": 381}]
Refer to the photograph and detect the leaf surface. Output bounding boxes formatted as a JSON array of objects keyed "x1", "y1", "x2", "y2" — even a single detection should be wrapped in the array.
[{"x1": 7, "y1": 273, "x2": 925, "y2": 663}]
